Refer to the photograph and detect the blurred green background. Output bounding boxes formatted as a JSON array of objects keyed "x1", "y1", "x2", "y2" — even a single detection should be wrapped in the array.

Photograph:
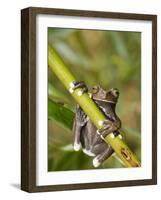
[{"x1": 48, "y1": 28, "x2": 141, "y2": 171}]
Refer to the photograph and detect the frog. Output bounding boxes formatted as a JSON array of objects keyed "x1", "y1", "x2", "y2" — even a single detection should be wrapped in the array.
[{"x1": 71, "y1": 81, "x2": 121, "y2": 167}]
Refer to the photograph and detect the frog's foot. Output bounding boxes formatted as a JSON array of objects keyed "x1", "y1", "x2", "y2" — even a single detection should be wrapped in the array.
[
  {"x1": 97, "y1": 120, "x2": 121, "y2": 139},
  {"x1": 73, "y1": 142, "x2": 82, "y2": 151},
  {"x1": 69, "y1": 81, "x2": 88, "y2": 96},
  {"x1": 93, "y1": 156, "x2": 101, "y2": 168}
]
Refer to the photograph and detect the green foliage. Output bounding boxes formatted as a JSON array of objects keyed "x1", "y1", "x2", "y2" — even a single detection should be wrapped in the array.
[
  {"x1": 48, "y1": 99, "x2": 74, "y2": 130},
  {"x1": 48, "y1": 28, "x2": 141, "y2": 171}
]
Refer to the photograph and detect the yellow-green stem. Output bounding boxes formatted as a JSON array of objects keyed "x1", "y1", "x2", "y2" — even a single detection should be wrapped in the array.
[{"x1": 48, "y1": 44, "x2": 140, "y2": 168}]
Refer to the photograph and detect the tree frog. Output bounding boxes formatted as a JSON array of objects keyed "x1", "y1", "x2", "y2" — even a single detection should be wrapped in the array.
[{"x1": 71, "y1": 81, "x2": 121, "y2": 167}]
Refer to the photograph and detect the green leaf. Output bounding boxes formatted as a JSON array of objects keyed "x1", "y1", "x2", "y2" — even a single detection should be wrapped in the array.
[{"x1": 48, "y1": 99, "x2": 75, "y2": 130}]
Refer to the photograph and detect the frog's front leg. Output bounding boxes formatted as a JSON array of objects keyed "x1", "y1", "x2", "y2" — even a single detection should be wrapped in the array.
[
  {"x1": 69, "y1": 81, "x2": 88, "y2": 96},
  {"x1": 97, "y1": 119, "x2": 121, "y2": 139}
]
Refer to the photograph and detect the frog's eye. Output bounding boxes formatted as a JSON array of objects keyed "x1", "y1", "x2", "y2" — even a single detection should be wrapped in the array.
[
  {"x1": 111, "y1": 88, "x2": 119, "y2": 97},
  {"x1": 115, "y1": 91, "x2": 119, "y2": 96},
  {"x1": 92, "y1": 86, "x2": 99, "y2": 94}
]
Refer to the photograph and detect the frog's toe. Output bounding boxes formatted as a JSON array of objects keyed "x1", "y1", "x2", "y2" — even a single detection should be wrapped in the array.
[
  {"x1": 73, "y1": 142, "x2": 82, "y2": 151},
  {"x1": 93, "y1": 157, "x2": 101, "y2": 168},
  {"x1": 69, "y1": 81, "x2": 88, "y2": 95}
]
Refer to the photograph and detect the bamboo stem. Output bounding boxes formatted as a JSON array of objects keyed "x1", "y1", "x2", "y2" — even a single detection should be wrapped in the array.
[{"x1": 48, "y1": 44, "x2": 140, "y2": 167}]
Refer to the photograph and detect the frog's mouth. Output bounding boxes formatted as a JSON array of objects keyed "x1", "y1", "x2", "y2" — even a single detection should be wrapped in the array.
[{"x1": 93, "y1": 98, "x2": 116, "y2": 104}]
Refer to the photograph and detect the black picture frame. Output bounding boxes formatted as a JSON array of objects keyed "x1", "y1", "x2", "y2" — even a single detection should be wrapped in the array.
[{"x1": 21, "y1": 7, "x2": 157, "y2": 192}]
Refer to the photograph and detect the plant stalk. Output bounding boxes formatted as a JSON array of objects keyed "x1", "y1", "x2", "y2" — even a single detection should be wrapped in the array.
[{"x1": 48, "y1": 44, "x2": 140, "y2": 167}]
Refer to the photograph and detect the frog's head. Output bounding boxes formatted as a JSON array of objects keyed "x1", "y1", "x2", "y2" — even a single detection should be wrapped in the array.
[{"x1": 91, "y1": 85, "x2": 119, "y2": 103}]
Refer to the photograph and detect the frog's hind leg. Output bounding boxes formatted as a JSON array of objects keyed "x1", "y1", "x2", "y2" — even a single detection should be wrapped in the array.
[
  {"x1": 92, "y1": 146, "x2": 114, "y2": 167},
  {"x1": 80, "y1": 127, "x2": 96, "y2": 157},
  {"x1": 72, "y1": 106, "x2": 88, "y2": 151}
]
